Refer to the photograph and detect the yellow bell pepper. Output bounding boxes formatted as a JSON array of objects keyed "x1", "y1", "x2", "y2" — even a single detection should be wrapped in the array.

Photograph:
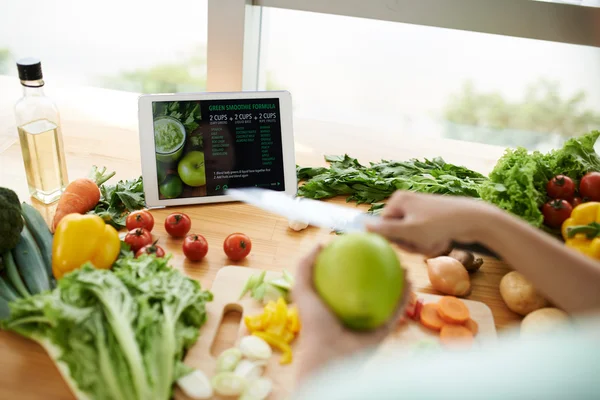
[
  {"x1": 287, "y1": 305, "x2": 301, "y2": 334},
  {"x1": 265, "y1": 297, "x2": 288, "y2": 337},
  {"x1": 252, "y1": 331, "x2": 293, "y2": 364},
  {"x1": 52, "y1": 214, "x2": 121, "y2": 279},
  {"x1": 561, "y1": 202, "x2": 600, "y2": 260},
  {"x1": 244, "y1": 314, "x2": 264, "y2": 332},
  {"x1": 244, "y1": 296, "x2": 302, "y2": 364}
]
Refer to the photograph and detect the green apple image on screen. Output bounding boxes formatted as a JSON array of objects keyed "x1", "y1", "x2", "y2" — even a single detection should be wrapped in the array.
[
  {"x1": 160, "y1": 175, "x2": 184, "y2": 198},
  {"x1": 178, "y1": 151, "x2": 206, "y2": 187}
]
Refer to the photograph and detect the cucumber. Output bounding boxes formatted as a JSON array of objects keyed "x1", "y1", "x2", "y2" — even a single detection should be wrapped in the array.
[
  {"x1": 2, "y1": 252, "x2": 29, "y2": 298},
  {"x1": 11, "y1": 226, "x2": 51, "y2": 294},
  {"x1": 0, "y1": 296, "x2": 10, "y2": 320},
  {"x1": 21, "y1": 203, "x2": 54, "y2": 283},
  {"x1": 0, "y1": 275, "x2": 19, "y2": 302}
]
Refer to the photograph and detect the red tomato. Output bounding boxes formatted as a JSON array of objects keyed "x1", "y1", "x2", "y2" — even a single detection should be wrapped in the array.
[
  {"x1": 546, "y1": 175, "x2": 575, "y2": 200},
  {"x1": 164, "y1": 212, "x2": 191, "y2": 237},
  {"x1": 579, "y1": 172, "x2": 600, "y2": 201},
  {"x1": 542, "y1": 199, "x2": 573, "y2": 228},
  {"x1": 183, "y1": 234, "x2": 209, "y2": 261},
  {"x1": 223, "y1": 233, "x2": 252, "y2": 261},
  {"x1": 126, "y1": 210, "x2": 154, "y2": 232},
  {"x1": 135, "y1": 241, "x2": 165, "y2": 258},
  {"x1": 570, "y1": 196, "x2": 583, "y2": 208},
  {"x1": 124, "y1": 228, "x2": 153, "y2": 252}
]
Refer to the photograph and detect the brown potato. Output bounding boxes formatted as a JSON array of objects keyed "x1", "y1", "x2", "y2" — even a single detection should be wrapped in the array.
[
  {"x1": 426, "y1": 256, "x2": 471, "y2": 297},
  {"x1": 520, "y1": 308, "x2": 570, "y2": 336},
  {"x1": 499, "y1": 271, "x2": 548, "y2": 316}
]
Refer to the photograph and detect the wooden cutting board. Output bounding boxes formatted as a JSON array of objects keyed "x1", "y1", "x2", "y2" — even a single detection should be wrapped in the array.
[{"x1": 176, "y1": 266, "x2": 497, "y2": 400}]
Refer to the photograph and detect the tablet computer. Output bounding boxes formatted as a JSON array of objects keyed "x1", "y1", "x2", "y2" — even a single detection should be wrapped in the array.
[{"x1": 138, "y1": 91, "x2": 296, "y2": 208}]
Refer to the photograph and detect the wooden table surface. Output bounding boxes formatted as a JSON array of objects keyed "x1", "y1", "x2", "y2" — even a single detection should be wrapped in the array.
[{"x1": 0, "y1": 76, "x2": 518, "y2": 399}]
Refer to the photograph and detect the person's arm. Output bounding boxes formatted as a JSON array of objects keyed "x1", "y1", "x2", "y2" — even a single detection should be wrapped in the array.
[
  {"x1": 476, "y1": 206, "x2": 600, "y2": 314},
  {"x1": 367, "y1": 191, "x2": 600, "y2": 315}
]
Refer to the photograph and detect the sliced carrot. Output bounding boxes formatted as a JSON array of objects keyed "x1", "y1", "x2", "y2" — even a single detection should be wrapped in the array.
[
  {"x1": 419, "y1": 303, "x2": 445, "y2": 331},
  {"x1": 437, "y1": 296, "x2": 470, "y2": 324},
  {"x1": 440, "y1": 325, "x2": 474, "y2": 347},
  {"x1": 464, "y1": 318, "x2": 479, "y2": 336}
]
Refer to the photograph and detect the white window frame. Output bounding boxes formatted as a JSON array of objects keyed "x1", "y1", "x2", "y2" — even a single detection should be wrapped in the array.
[{"x1": 207, "y1": 0, "x2": 600, "y2": 91}]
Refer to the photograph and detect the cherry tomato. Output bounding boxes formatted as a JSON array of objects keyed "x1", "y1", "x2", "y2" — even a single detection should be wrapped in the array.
[
  {"x1": 542, "y1": 199, "x2": 573, "y2": 228},
  {"x1": 135, "y1": 241, "x2": 165, "y2": 258},
  {"x1": 546, "y1": 175, "x2": 575, "y2": 200},
  {"x1": 126, "y1": 210, "x2": 154, "y2": 232},
  {"x1": 223, "y1": 233, "x2": 252, "y2": 261},
  {"x1": 570, "y1": 196, "x2": 583, "y2": 208},
  {"x1": 124, "y1": 228, "x2": 153, "y2": 252},
  {"x1": 164, "y1": 212, "x2": 191, "y2": 237},
  {"x1": 183, "y1": 234, "x2": 209, "y2": 261},
  {"x1": 579, "y1": 172, "x2": 600, "y2": 201}
]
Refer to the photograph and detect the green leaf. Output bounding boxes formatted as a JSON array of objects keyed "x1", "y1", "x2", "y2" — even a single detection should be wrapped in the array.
[
  {"x1": 297, "y1": 155, "x2": 486, "y2": 204},
  {"x1": 88, "y1": 176, "x2": 145, "y2": 229},
  {"x1": 1, "y1": 256, "x2": 213, "y2": 400}
]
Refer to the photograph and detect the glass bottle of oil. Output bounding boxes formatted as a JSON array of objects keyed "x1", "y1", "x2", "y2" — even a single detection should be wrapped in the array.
[{"x1": 15, "y1": 58, "x2": 68, "y2": 204}]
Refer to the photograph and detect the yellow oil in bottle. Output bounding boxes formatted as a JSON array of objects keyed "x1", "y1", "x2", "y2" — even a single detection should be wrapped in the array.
[{"x1": 17, "y1": 118, "x2": 68, "y2": 203}]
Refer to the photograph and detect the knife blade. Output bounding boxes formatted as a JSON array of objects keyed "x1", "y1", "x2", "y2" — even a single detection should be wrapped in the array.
[
  {"x1": 226, "y1": 187, "x2": 378, "y2": 232},
  {"x1": 226, "y1": 187, "x2": 500, "y2": 259}
]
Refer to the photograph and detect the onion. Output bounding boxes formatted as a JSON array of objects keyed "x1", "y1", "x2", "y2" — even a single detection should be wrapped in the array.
[
  {"x1": 216, "y1": 347, "x2": 242, "y2": 373},
  {"x1": 239, "y1": 335, "x2": 272, "y2": 360},
  {"x1": 177, "y1": 370, "x2": 213, "y2": 399},
  {"x1": 234, "y1": 359, "x2": 265, "y2": 381},
  {"x1": 239, "y1": 377, "x2": 273, "y2": 400},
  {"x1": 426, "y1": 256, "x2": 471, "y2": 296},
  {"x1": 211, "y1": 372, "x2": 247, "y2": 396}
]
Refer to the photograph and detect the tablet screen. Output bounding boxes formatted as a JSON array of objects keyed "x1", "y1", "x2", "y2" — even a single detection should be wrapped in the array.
[{"x1": 152, "y1": 98, "x2": 286, "y2": 200}]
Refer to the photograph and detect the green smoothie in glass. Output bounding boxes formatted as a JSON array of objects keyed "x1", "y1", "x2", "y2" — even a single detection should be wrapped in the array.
[{"x1": 154, "y1": 116, "x2": 186, "y2": 163}]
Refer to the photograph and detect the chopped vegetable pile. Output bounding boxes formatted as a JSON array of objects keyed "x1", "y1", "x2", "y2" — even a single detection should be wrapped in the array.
[
  {"x1": 1, "y1": 254, "x2": 213, "y2": 400},
  {"x1": 406, "y1": 294, "x2": 478, "y2": 349},
  {"x1": 244, "y1": 297, "x2": 301, "y2": 364}
]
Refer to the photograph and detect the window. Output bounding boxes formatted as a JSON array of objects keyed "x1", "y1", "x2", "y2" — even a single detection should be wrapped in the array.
[
  {"x1": 251, "y1": 4, "x2": 600, "y2": 152},
  {"x1": 0, "y1": 0, "x2": 208, "y2": 93}
]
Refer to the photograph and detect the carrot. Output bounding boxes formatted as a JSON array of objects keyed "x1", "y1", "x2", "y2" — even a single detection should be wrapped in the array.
[
  {"x1": 419, "y1": 303, "x2": 445, "y2": 331},
  {"x1": 437, "y1": 296, "x2": 470, "y2": 324},
  {"x1": 464, "y1": 318, "x2": 479, "y2": 336},
  {"x1": 440, "y1": 324, "x2": 474, "y2": 347},
  {"x1": 51, "y1": 166, "x2": 115, "y2": 232}
]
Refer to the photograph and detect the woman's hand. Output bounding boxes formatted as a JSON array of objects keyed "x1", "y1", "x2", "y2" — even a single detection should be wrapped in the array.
[
  {"x1": 367, "y1": 191, "x2": 493, "y2": 257},
  {"x1": 293, "y1": 245, "x2": 412, "y2": 383}
]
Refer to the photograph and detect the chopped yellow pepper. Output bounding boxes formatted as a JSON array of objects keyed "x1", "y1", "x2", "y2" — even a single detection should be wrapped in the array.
[
  {"x1": 561, "y1": 202, "x2": 600, "y2": 260},
  {"x1": 287, "y1": 305, "x2": 301, "y2": 334},
  {"x1": 252, "y1": 331, "x2": 293, "y2": 364},
  {"x1": 52, "y1": 214, "x2": 121, "y2": 279},
  {"x1": 244, "y1": 296, "x2": 302, "y2": 364},
  {"x1": 244, "y1": 314, "x2": 264, "y2": 332}
]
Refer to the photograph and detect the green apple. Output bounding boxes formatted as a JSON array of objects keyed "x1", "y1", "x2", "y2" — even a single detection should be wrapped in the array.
[
  {"x1": 178, "y1": 151, "x2": 206, "y2": 187},
  {"x1": 314, "y1": 232, "x2": 405, "y2": 331}
]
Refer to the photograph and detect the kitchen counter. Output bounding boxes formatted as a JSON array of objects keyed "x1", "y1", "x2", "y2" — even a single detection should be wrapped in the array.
[{"x1": 0, "y1": 75, "x2": 518, "y2": 399}]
